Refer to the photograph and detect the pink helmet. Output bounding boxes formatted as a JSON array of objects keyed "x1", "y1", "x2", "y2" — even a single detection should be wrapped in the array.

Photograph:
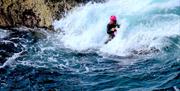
[{"x1": 110, "y1": 15, "x2": 117, "y2": 21}]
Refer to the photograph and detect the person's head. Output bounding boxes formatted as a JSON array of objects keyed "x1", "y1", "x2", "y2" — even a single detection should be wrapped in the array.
[{"x1": 110, "y1": 15, "x2": 117, "y2": 24}]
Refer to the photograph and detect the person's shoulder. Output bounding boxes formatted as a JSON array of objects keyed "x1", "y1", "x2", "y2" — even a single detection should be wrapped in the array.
[{"x1": 108, "y1": 23, "x2": 112, "y2": 26}]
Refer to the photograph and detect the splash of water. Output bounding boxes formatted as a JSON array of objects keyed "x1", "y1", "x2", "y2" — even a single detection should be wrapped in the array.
[
  {"x1": 0, "y1": 29, "x2": 9, "y2": 38},
  {"x1": 53, "y1": 0, "x2": 180, "y2": 56}
]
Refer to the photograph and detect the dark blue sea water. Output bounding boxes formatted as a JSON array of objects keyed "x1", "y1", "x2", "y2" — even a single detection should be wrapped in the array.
[
  {"x1": 0, "y1": 30, "x2": 179, "y2": 91},
  {"x1": 0, "y1": 0, "x2": 180, "y2": 91}
]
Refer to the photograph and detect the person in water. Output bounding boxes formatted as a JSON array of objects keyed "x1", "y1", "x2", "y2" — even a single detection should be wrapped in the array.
[{"x1": 105, "y1": 15, "x2": 120, "y2": 44}]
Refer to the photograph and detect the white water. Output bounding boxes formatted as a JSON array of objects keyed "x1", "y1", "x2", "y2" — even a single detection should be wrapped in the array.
[
  {"x1": 0, "y1": 52, "x2": 23, "y2": 68},
  {"x1": 53, "y1": 0, "x2": 180, "y2": 56},
  {"x1": 0, "y1": 29, "x2": 9, "y2": 38}
]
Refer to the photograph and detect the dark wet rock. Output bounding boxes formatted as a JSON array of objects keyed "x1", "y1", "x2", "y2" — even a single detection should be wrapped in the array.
[{"x1": 132, "y1": 47, "x2": 160, "y2": 55}]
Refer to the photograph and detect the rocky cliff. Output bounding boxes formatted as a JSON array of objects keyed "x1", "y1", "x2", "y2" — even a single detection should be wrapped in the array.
[
  {"x1": 0, "y1": 0, "x2": 104, "y2": 29},
  {"x1": 0, "y1": 0, "x2": 52, "y2": 28}
]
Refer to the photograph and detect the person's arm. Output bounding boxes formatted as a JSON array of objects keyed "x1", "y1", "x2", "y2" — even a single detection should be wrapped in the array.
[
  {"x1": 111, "y1": 28, "x2": 116, "y2": 32},
  {"x1": 116, "y1": 24, "x2": 120, "y2": 28},
  {"x1": 111, "y1": 24, "x2": 120, "y2": 32},
  {"x1": 107, "y1": 24, "x2": 111, "y2": 33}
]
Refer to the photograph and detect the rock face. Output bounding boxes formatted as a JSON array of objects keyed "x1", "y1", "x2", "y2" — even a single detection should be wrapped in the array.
[
  {"x1": 0, "y1": 0, "x2": 53, "y2": 28},
  {"x1": 0, "y1": 0, "x2": 102, "y2": 29}
]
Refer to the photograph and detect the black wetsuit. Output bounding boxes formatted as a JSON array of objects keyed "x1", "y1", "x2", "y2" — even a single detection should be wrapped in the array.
[{"x1": 107, "y1": 23, "x2": 119, "y2": 38}]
